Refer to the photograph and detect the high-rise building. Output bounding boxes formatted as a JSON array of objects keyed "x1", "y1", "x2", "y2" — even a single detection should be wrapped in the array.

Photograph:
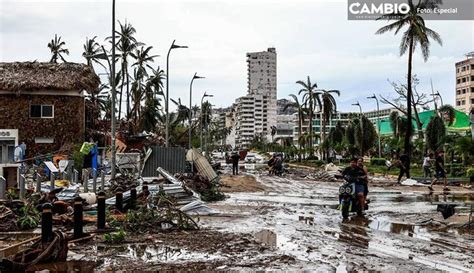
[
  {"x1": 233, "y1": 48, "x2": 277, "y2": 148},
  {"x1": 455, "y1": 52, "x2": 474, "y2": 113}
]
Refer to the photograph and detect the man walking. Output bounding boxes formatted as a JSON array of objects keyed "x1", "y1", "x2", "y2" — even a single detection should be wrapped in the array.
[
  {"x1": 231, "y1": 151, "x2": 240, "y2": 175},
  {"x1": 422, "y1": 153, "x2": 433, "y2": 183},
  {"x1": 429, "y1": 151, "x2": 448, "y2": 192}
]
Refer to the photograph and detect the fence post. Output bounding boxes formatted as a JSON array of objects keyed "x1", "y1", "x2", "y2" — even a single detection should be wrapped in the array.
[
  {"x1": 83, "y1": 169, "x2": 89, "y2": 193},
  {"x1": 50, "y1": 172, "x2": 55, "y2": 190},
  {"x1": 74, "y1": 169, "x2": 79, "y2": 184},
  {"x1": 97, "y1": 191, "x2": 106, "y2": 230},
  {"x1": 41, "y1": 203, "x2": 53, "y2": 243},
  {"x1": 115, "y1": 187, "x2": 123, "y2": 212},
  {"x1": 0, "y1": 176, "x2": 6, "y2": 200},
  {"x1": 100, "y1": 169, "x2": 105, "y2": 191},
  {"x1": 36, "y1": 172, "x2": 42, "y2": 193},
  {"x1": 130, "y1": 184, "x2": 137, "y2": 210},
  {"x1": 73, "y1": 196, "x2": 83, "y2": 239},
  {"x1": 19, "y1": 174, "x2": 26, "y2": 199},
  {"x1": 93, "y1": 168, "x2": 98, "y2": 193}
]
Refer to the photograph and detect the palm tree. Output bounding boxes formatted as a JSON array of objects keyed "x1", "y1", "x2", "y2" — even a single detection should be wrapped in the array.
[
  {"x1": 129, "y1": 46, "x2": 158, "y2": 124},
  {"x1": 284, "y1": 94, "x2": 306, "y2": 151},
  {"x1": 438, "y1": 104, "x2": 455, "y2": 126},
  {"x1": 139, "y1": 66, "x2": 165, "y2": 133},
  {"x1": 296, "y1": 76, "x2": 321, "y2": 154},
  {"x1": 171, "y1": 98, "x2": 190, "y2": 125},
  {"x1": 116, "y1": 21, "x2": 140, "y2": 120},
  {"x1": 376, "y1": 0, "x2": 442, "y2": 173},
  {"x1": 82, "y1": 36, "x2": 105, "y2": 71},
  {"x1": 48, "y1": 34, "x2": 69, "y2": 63},
  {"x1": 85, "y1": 84, "x2": 109, "y2": 130},
  {"x1": 318, "y1": 89, "x2": 340, "y2": 160}
]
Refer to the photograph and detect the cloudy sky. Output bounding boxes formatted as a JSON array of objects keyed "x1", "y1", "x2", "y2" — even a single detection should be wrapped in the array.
[{"x1": 1, "y1": 0, "x2": 473, "y2": 114}]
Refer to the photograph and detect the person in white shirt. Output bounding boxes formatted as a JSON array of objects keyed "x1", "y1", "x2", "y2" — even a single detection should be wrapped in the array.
[{"x1": 422, "y1": 153, "x2": 433, "y2": 182}]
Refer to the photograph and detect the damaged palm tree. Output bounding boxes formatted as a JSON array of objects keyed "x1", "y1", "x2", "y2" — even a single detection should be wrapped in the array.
[{"x1": 122, "y1": 194, "x2": 199, "y2": 233}]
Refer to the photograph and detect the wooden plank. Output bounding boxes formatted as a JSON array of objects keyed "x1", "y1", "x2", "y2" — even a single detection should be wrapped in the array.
[{"x1": 0, "y1": 235, "x2": 40, "y2": 258}]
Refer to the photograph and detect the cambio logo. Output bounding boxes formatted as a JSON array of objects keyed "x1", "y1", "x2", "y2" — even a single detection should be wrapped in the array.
[{"x1": 349, "y1": 2, "x2": 410, "y2": 15}]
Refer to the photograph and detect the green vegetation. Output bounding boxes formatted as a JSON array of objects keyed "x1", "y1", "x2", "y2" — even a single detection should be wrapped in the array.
[{"x1": 104, "y1": 230, "x2": 127, "y2": 244}]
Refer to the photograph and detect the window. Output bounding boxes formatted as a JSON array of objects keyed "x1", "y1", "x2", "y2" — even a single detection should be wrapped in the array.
[
  {"x1": 462, "y1": 77, "x2": 467, "y2": 83},
  {"x1": 462, "y1": 89, "x2": 466, "y2": 94},
  {"x1": 471, "y1": 76, "x2": 474, "y2": 81},
  {"x1": 462, "y1": 100, "x2": 466, "y2": 105},
  {"x1": 30, "y1": 105, "x2": 54, "y2": 118},
  {"x1": 471, "y1": 99, "x2": 474, "y2": 104},
  {"x1": 457, "y1": 90, "x2": 461, "y2": 95},
  {"x1": 457, "y1": 100, "x2": 461, "y2": 106},
  {"x1": 457, "y1": 79, "x2": 461, "y2": 84},
  {"x1": 471, "y1": 87, "x2": 474, "y2": 93}
]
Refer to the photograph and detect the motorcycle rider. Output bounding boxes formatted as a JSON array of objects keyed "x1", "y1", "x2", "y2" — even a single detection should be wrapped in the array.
[{"x1": 342, "y1": 157, "x2": 367, "y2": 215}]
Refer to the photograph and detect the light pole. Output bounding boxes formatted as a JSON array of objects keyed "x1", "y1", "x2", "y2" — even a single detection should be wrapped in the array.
[
  {"x1": 367, "y1": 94, "x2": 382, "y2": 158},
  {"x1": 188, "y1": 73, "x2": 205, "y2": 150},
  {"x1": 110, "y1": 0, "x2": 117, "y2": 179},
  {"x1": 352, "y1": 101, "x2": 363, "y2": 157},
  {"x1": 430, "y1": 91, "x2": 444, "y2": 107},
  {"x1": 165, "y1": 40, "x2": 188, "y2": 147},
  {"x1": 200, "y1": 92, "x2": 213, "y2": 149}
]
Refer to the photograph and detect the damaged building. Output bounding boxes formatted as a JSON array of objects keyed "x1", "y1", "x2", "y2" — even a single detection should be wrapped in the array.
[{"x1": 0, "y1": 62, "x2": 100, "y2": 178}]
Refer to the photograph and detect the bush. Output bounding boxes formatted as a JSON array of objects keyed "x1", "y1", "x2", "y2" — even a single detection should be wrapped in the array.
[
  {"x1": 370, "y1": 158, "x2": 386, "y2": 166},
  {"x1": 445, "y1": 163, "x2": 465, "y2": 177},
  {"x1": 466, "y1": 167, "x2": 474, "y2": 178},
  {"x1": 314, "y1": 160, "x2": 325, "y2": 167}
]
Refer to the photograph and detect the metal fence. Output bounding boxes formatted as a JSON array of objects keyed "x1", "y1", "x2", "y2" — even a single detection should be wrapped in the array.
[{"x1": 141, "y1": 146, "x2": 186, "y2": 177}]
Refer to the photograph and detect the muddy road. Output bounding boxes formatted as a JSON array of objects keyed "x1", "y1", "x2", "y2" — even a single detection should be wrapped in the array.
[
  {"x1": 22, "y1": 169, "x2": 474, "y2": 272},
  {"x1": 202, "y1": 172, "x2": 474, "y2": 272}
]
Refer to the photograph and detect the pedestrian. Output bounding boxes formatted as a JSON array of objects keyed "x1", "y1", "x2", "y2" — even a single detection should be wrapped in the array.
[
  {"x1": 231, "y1": 151, "x2": 240, "y2": 175},
  {"x1": 397, "y1": 153, "x2": 410, "y2": 184},
  {"x1": 429, "y1": 151, "x2": 449, "y2": 192},
  {"x1": 422, "y1": 153, "x2": 433, "y2": 183},
  {"x1": 357, "y1": 157, "x2": 369, "y2": 198}
]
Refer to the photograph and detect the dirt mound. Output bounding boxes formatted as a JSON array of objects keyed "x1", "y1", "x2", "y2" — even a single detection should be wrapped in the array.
[{"x1": 220, "y1": 175, "x2": 267, "y2": 192}]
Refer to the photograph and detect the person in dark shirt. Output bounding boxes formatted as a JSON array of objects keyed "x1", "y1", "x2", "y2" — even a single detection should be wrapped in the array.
[
  {"x1": 342, "y1": 158, "x2": 367, "y2": 214},
  {"x1": 231, "y1": 152, "x2": 240, "y2": 175},
  {"x1": 429, "y1": 151, "x2": 448, "y2": 191},
  {"x1": 397, "y1": 153, "x2": 410, "y2": 183}
]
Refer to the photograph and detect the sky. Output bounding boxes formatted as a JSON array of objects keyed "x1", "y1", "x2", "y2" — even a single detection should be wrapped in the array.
[{"x1": 1, "y1": 0, "x2": 473, "y2": 114}]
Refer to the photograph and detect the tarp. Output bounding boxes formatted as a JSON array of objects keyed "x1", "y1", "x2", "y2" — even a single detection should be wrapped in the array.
[{"x1": 378, "y1": 109, "x2": 471, "y2": 136}]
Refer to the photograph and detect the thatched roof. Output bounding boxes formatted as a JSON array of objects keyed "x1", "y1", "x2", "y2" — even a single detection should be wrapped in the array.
[{"x1": 0, "y1": 62, "x2": 100, "y2": 93}]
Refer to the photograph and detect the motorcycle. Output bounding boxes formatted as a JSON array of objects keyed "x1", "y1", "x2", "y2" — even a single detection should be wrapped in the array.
[{"x1": 336, "y1": 174, "x2": 368, "y2": 219}]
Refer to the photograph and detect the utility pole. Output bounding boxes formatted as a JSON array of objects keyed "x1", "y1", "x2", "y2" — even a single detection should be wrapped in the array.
[{"x1": 110, "y1": 0, "x2": 117, "y2": 180}]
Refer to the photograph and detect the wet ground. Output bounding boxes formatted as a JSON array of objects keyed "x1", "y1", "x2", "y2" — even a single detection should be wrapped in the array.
[
  {"x1": 11, "y1": 166, "x2": 474, "y2": 272},
  {"x1": 200, "y1": 172, "x2": 474, "y2": 272}
]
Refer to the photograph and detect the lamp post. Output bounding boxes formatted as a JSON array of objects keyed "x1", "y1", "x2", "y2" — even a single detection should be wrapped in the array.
[
  {"x1": 188, "y1": 73, "x2": 205, "y2": 150},
  {"x1": 430, "y1": 91, "x2": 444, "y2": 108},
  {"x1": 165, "y1": 40, "x2": 188, "y2": 147},
  {"x1": 110, "y1": 0, "x2": 117, "y2": 179},
  {"x1": 352, "y1": 101, "x2": 363, "y2": 157},
  {"x1": 367, "y1": 94, "x2": 382, "y2": 158},
  {"x1": 200, "y1": 92, "x2": 213, "y2": 149}
]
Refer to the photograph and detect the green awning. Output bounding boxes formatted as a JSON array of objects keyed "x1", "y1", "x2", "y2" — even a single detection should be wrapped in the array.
[{"x1": 378, "y1": 109, "x2": 471, "y2": 136}]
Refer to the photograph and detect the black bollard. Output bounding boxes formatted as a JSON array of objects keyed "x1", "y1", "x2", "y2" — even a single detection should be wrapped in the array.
[
  {"x1": 97, "y1": 191, "x2": 106, "y2": 230},
  {"x1": 73, "y1": 196, "x2": 83, "y2": 239},
  {"x1": 41, "y1": 203, "x2": 53, "y2": 243},
  {"x1": 130, "y1": 185, "x2": 137, "y2": 210},
  {"x1": 115, "y1": 187, "x2": 123, "y2": 213}
]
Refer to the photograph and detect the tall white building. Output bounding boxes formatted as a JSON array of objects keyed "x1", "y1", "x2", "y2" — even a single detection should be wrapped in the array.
[{"x1": 233, "y1": 48, "x2": 277, "y2": 148}]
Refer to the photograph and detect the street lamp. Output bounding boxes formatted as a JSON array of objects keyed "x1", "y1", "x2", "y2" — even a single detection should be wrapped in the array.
[
  {"x1": 188, "y1": 73, "x2": 205, "y2": 150},
  {"x1": 352, "y1": 101, "x2": 362, "y2": 114},
  {"x1": 367, "y1": 94, "x2": 382, "y2": 158},
  {"x1": 165, "y1": 40, "x2": 188, "y2": 147},
  {"x1": 430, "y1": 91, "x2": 444, "y2": 108},
  {"x1": 352, "y1": 101, "x2": 363, "y2": 157},
  {"x1": 200, "y1": 92, "x2": 213, "y2": 149}
]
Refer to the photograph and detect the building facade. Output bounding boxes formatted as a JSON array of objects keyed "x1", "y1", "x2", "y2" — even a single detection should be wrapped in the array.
[
  {"x1": 0, "y1": 62, "x2": 99, "y2": 159},
  {"x1": 232, "y1": 48, "x2": 278, "y2": 148},
  {"x1": 455, "y1": 52, "x2": 474, "y2": 113}
]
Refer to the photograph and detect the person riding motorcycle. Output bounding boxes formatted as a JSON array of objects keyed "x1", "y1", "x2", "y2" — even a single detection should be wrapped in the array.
[{"x1": 342, "y1": 157, "x2": 367, "y2": 215}]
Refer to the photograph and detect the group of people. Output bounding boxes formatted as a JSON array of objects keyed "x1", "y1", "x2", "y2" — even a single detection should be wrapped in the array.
[{"x1": 388, "y1": 151, "x2": 448, "y2": 191}]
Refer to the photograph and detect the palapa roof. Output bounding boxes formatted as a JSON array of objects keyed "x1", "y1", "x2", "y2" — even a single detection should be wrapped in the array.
[{"x1": 0, "y1": 62, "x2": 100, "y2": 93}]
